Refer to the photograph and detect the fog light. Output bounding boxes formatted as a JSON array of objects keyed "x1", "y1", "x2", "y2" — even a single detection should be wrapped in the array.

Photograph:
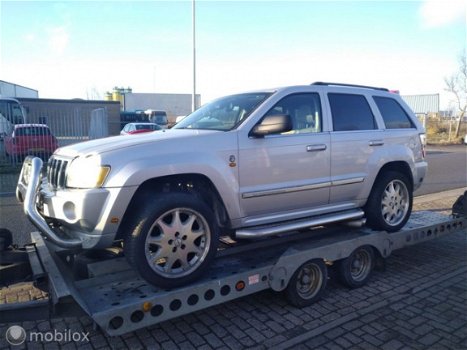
[{"x1": 63, "y1": 202, "x2": 76, "y2": 220}]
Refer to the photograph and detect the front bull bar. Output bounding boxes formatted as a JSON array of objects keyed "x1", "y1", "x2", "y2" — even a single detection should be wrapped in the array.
[{"x1": 16, "y1": 156, "x2": 82, "y2": 249}]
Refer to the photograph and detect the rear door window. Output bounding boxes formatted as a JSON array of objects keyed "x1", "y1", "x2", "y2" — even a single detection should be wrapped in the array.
[
  {"x1": 373, "y1": 96, "x2": 415, "y2": 129},
  {"x1": 328, "y1": 93, "x2": 376, "y2": 131}
]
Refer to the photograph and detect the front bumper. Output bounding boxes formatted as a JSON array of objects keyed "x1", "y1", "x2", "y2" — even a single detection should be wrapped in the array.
[
  {"x1": 16, "y1": 156, "x2": 131, "y2": 249},
  {"x1": 16, "y1": 157, "x2": 82, "y2": 248}
]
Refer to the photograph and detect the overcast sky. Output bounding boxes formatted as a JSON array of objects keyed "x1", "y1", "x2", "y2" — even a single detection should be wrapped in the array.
[{"x1": 1, "y1": 0, "x2": 465, "y2": 109}]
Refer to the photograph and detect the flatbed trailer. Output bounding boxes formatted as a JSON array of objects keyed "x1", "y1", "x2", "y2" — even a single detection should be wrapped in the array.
[{"x1": 0, "y1": 199, "x2": 465, "y2": 336}]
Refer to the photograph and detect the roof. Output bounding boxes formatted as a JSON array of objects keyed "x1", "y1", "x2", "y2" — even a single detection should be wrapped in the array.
[{"x1": 401, "y1": 94, "x2": 439, "y2": 114}]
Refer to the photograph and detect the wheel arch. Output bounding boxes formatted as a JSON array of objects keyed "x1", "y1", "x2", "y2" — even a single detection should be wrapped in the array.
[
  {"x1": 373, "y1": 161, "x2": 414, "y2": 191},
  {"x1": 115, "y1": 173, "x2": 231, "y2": 240}
]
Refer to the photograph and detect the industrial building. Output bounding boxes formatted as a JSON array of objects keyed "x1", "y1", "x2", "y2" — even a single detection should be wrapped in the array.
[
  {"x1": 106, "y1": 87, "x2": 200, "y2": 124},
  {"x1": 0, "y1": 80, "x2": 38, "y2": 98}
]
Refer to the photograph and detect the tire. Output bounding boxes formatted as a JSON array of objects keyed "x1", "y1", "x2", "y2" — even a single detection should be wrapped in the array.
[
  {"x1": 124, "y1": 192, "x2": 219, "y2": 288},
  {"x1": 286, "y1": 259, "x2": 327, "y2": 307},
  {"x1": 337, "y1": 246, "x2": 374, "y2": 288},
  {"x1": 365, "y1": 171, "x2": 412, "y2": 232}
]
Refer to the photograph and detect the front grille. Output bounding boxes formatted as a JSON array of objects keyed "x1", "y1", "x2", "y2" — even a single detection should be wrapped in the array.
[{"x1": 47, "y1": 157, "x2": 69, "y2": 190}]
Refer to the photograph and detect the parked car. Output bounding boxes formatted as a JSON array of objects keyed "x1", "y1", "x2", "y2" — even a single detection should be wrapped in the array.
[
  {"x1": 17, "y1": 82, "x2": 427, "y2": 288},
  {"x1": 120, "y1": 123, "x2": 162, "y2": 135},
  {"x1": 463, "y1": 134, "x2": 467, "y2": 145},
  {"x1": 5, "y1": 124, "x2": 58, "y2": 161}
]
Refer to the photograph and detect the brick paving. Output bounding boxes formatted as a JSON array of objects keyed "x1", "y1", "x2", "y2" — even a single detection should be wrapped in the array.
[{"x1": 0, "y1": 188, "x2": 466, "y2": 349}]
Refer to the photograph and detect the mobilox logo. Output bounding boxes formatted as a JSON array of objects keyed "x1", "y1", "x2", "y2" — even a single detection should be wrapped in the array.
[
  {"x1": 5, "y1": 325, "x2": 89, "y2": 345},
  {"x1": 5, "y1": 326, "x2": 26, "y2": 345}
]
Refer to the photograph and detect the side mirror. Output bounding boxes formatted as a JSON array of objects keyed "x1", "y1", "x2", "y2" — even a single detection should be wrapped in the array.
[{"x1": 249, "y1": 114, "x2": 292, "y2": 138}]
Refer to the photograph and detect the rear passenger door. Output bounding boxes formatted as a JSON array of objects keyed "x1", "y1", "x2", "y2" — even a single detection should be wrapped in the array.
[{"x1": 328, "y1": 93, "x2": 382, "y2": 203}]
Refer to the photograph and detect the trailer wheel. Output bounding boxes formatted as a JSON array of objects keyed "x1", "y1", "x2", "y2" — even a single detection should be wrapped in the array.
[
  {"x1": 124, "y1": 192, "x2": 219, "y2": 288},
  {"x1": 337, "y1": 246, "x2": 374, "y2": 288},
  {"x1": 365, "y1": 171, "x2": 412, "y2": 232},
  {"x1": 286, "y1": 259, "x2": 327, "y2": 307}
]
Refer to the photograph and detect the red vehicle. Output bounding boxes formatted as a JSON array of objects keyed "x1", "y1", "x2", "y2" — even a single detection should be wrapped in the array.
[{"x1": 4, "y1": 124, "x2": 58, "y2": 161}]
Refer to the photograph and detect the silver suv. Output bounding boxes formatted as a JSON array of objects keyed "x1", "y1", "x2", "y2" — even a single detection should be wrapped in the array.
[{"x1": 17, "y1": 82, "x2": 427, "y2": 288}]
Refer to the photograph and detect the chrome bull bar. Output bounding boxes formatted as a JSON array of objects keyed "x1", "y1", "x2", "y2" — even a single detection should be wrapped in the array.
[{"x1": 16, "y1": 156, "x2": 82, "y2": 249}]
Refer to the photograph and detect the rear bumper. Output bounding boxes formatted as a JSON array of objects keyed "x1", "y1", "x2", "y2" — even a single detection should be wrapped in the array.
[{"x1": 413, "y1": 161, "x2": 428, "y2": 191}]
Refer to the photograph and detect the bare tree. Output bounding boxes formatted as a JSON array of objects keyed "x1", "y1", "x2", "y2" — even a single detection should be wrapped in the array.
[{"x1": 444, "y1": 54, "x2": 467, "y2": 138}]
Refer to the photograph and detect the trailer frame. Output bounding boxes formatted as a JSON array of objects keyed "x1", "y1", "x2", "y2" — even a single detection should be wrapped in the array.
[{"x1": 0, "y1": 207, "x2": 465, "y2": 336}]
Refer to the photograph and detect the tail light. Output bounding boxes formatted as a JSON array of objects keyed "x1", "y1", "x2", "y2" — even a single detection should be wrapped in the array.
[{"x1": 419, "y1": 133, "x2": 426, "y2": 158}]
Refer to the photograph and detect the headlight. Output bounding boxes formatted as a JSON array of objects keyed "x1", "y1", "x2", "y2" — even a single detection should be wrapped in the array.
[{"x1": 66, "y1": 155, "x2": 110, "y2": 189}]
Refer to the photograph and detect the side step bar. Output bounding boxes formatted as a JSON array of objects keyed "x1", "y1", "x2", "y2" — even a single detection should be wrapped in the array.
[{"x1": 235, "y1": 209, "x2": 365, "y2": 239}]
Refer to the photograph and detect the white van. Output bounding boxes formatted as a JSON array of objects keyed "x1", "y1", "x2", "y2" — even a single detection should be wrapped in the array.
[{"x1": 145, "y1": 110, "x2": 168, "y2": 129}]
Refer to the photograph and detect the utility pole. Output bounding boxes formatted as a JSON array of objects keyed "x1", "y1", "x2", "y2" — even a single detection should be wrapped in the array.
[{"x1": 192, "y1": 0, "x2": 197, "y2": 112}]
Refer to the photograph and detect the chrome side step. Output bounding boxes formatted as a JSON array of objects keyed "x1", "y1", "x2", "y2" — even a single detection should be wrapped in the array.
[{"x1": 235, "y1": 209, "x2": 365, "y2": 239}]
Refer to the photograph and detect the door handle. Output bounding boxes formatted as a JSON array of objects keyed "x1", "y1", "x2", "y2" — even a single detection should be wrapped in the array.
[
  {"x1": 369, "y1": 140, "x2": 384, "y2": 146},
  {"x1": 306, "y1": 144, "x2": 327, "y2": 152}
]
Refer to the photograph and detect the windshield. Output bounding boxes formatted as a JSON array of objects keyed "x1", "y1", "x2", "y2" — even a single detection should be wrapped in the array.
[
  {"x1": 173, "y1": 92, "x2": 271, "y2": 131},
  {"x1": 16, "y1": 127, "x2": 50, "y2": 136}
]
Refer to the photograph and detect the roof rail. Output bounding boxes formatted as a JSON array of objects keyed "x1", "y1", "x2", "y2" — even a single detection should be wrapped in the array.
[{"x1": 311, "y1": 82, "x2": 388, "y2": 92}]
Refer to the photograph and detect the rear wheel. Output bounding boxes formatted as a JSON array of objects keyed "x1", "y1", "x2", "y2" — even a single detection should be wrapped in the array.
[
  {"x1": 286, "y1": 259, "x2": 327, "y2": 307},
  {"x1": 124, "y1": 192, "x2": 219, "y2": 288},
  {"x1": 365, "y1": 171, "x2": 412, "y2": 232}
]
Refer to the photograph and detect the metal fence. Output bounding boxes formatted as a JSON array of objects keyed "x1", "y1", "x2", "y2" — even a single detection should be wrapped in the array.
[{"x1": 0, "y1": 107, "x2": 113, "y2": 167}]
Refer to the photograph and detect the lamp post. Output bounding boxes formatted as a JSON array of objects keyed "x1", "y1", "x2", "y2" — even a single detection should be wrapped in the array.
[{"x1": 192, "y1": 0, "x2": 197, "y2": 112}]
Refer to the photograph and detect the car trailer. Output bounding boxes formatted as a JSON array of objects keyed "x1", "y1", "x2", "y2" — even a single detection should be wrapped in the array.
[{"x1": 0, "y1": 195, "x2": 466, "y2": 336}]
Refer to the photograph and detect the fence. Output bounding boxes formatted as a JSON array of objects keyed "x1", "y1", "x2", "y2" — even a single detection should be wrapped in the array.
[{"x1": 0, "y1": 106, "x2": 114, "y2": 167}]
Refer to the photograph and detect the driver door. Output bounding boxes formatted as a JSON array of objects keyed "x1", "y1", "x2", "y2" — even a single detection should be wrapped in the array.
[{"x1": 238, "y1": 93, "x2": 331, "y2": 223}]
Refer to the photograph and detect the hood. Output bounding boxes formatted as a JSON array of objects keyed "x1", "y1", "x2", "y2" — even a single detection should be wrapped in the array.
[{"x1": 56, "y1": 129, "x2": 219, "y2": 158}]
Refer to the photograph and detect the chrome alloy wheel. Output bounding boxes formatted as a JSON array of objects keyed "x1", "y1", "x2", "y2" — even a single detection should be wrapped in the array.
[
  {"x1": 295, "y1": 262, "x2": 324, "y2": 300},
  {"x1": 144, "y1": 208, "x2": 211, "y2": 278},
  {"x1": 381, "y1": 179, "x2": 409, "y2": 227},
  {"x1": 350, "y1": 249, "x2": 372, "y2": 282}
]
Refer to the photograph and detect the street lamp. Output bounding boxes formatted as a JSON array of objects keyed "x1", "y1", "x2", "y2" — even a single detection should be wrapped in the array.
[{"x1": 192, "y1": 0, "x2": 197, "y2": 112}]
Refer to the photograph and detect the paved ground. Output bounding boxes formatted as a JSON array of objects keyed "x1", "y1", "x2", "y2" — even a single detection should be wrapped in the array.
[{"x1": 0, "y1": 188, "x2": 466, "y2": 349}]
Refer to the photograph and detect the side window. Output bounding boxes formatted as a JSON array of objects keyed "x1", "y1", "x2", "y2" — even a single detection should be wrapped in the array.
[
  {"x1": 328, "y1": 93, "x2": 376, "y2": 131},
  {"x1": 265, "y1": 93, "x2": 322, "y2": 134},
  {"x1": 373, "y1": 96, "x2": 415, "y2": 129}
]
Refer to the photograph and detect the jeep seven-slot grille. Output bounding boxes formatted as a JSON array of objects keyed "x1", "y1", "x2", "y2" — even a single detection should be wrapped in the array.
[{"x1": 47, "y1": 157, "x2": 69, "y2": 189}]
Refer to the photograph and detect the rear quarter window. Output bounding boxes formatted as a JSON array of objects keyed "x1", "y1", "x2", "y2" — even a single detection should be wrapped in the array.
[{"x1": 373, "y1": 96, "x2": 415, "y2": 129}]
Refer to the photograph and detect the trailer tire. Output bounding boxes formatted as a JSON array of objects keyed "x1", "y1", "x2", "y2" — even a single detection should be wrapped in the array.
[
  {"x1": 124, "y1": 192, "x2": 219, "y2": 288},
  {"x1": 365, "y1": 171, "x2": 412, "y2": 232},
  {"x1": 286, "y1": 259, "x2": 327, "y2": 307},
  {"x1": 337, "y1": 246, "x2": 374, "y2": 288}
]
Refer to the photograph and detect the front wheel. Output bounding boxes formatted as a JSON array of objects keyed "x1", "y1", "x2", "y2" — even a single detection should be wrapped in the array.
[
  {"x1": 124, "y1": 192, "x2": 219, "y2": 288},
  {"x1": 365, "y1": 171, "x2": 412, "y2": 232}
]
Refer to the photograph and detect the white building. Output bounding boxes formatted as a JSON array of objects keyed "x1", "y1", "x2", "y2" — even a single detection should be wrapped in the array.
[{"x1": 123, "y1": 93, "x2": 201, "y2": 120}]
